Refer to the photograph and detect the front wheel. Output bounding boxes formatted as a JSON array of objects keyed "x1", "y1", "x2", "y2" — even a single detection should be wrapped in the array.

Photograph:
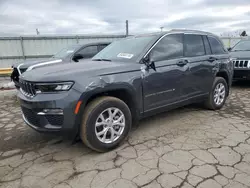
[
  {"x1": 80, "y1": 96, "x2": 132, "y2": 152},
  {"x1": 205, "y1": 77, "x2": 228, "y2": 110}
]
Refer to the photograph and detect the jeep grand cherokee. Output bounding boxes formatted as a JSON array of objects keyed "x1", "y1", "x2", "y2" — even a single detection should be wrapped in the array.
[
  {"x1": 18, "y1": 30, "x2": 233, "y2": 152},
  {"x1": 228, "y1": 39, "x2": 250, "y2": 80},
  {"x1": 11, "y1": 42, "x2": 110, "y2": 88}
]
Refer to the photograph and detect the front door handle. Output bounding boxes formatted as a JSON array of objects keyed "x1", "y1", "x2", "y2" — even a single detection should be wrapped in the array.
[
  {"x1": 176, "y1": 60, "x2": 188, "y2": 66},
  {"x1": 208, "y1": 57, "x2": 217, "y2": 62}
]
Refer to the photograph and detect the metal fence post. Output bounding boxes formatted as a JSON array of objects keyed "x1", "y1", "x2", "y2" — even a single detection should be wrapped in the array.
[
  {"x1": 76, "y1": 35, "x2": 79, "y2": 44},
  {"x1": 20, "y1": 36, "x2": 25, "y2": 59},
  {"x1": 126, "y1": 20, "x2": 129, "y2": 36}
]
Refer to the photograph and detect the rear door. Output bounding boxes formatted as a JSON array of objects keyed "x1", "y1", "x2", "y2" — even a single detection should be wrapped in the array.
[
  {"x1": 207, "y1": 36, "x2": 229, "y2": 87},
  {"x1": 184, "y1": 34, "x2": 213, "y2": 96},
  {"x1": 143, "y1": 33, "x2": 190, "y2": 112}
]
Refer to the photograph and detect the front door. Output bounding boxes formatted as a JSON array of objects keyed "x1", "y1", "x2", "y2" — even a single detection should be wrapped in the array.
[{"x1": 142, "y1": 33, "x2": 190, "y2": 113}]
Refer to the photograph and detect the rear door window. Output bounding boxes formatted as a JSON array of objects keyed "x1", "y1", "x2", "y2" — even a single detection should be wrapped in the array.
[
  {"x1": 184, "y1": 34, "x2": 205, "y2": 57},
  {"x1": 208, "y1": 36, "x2": 226, "y2": 54}
]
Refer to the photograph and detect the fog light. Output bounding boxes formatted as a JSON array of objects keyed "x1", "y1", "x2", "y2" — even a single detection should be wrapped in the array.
[{"x1": 37, "y1": 109, "x2": 63, "y2": 115}]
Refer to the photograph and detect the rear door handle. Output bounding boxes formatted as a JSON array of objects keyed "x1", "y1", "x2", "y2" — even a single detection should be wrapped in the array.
[
  {"x1": 176, "y1": 60, "x2": 188, "y2": 66},
  {"x1": 208, "y1": 57, "x2": 217, "y2": 62}
]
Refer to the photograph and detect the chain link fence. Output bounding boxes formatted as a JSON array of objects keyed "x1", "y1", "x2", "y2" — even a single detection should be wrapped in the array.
[{"x1": 220, "y1": 37, "x2": 247, "y2": 48}]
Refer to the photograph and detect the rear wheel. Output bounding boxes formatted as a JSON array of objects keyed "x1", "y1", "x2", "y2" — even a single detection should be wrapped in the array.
[
  {"x1": 80, "y1": 96, "x2": 132, "y2": 152},
  {"x1": 205, "y1": 77, "x2": 228, "y2": 110}
]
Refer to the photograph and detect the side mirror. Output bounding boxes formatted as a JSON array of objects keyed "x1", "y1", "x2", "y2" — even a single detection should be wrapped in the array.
[
  {"x1": 73, "y1": 54, "x2": 84, "y2": 62},
  {"x1": 143, "y1": 53, "x2": 156, "y2": 71},
  {"x1": 227, "y1": 47, "x2": 232, "y2": 51}
]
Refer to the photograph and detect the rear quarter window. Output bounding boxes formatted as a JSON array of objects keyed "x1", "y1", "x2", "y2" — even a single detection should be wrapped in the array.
[
  {"x1": 202, "y1": 36, "x2": 212, "y2": 55},
  {"x1": 208, "y1": 36, "x2": 227, "y2": 54}
]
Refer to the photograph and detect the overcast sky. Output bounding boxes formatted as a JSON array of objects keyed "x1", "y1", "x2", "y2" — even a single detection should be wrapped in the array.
[{"x1": 0, "y1": 0, "x2": 250, "y2": 36}]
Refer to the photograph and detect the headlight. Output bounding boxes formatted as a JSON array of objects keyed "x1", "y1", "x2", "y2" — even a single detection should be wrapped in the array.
[{"x1": 35, "y1": 82, "x2": 74, "y2": 93}]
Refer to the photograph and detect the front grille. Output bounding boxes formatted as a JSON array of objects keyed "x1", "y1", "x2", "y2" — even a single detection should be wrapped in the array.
[
  {"x1": 233, "y1": 60, "x2": 249, "y2": 68},
  {"x1": 45, "y1": 115, "x2": 64, "y2": 126},
  {"x1": 19, "y1": 80, "x2": 36, "y2": 98},
  {"x1": 22, "y1": 107, "x2": 43, "y2": 126}
]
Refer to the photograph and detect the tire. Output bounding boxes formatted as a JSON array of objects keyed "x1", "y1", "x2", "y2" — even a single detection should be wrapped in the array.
[
  {"x1": 80, "y1": 96, "x2": 132, "y2": 152},
  {"x1": 205, "y1": 77, "x2": 228, "y2": 110}
]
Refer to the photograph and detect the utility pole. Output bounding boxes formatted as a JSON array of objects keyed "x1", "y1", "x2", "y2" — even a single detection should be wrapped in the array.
[
  {"x1": 36, "y1": 28, "x2": 40, "y2": 35},
  {"x1": 126, "y1": 20, "x2": 129, "y2": 36}
]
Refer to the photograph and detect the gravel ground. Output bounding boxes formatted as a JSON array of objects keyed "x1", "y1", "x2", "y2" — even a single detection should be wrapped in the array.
[
  {"x1": 0, "y1": 77, "x2": 15, "y2": 90},
  {"x1": 0, "y1": 83, "x2": 250, "y2": 188}
]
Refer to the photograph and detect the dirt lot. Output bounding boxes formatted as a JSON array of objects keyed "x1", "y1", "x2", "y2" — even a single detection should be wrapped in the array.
[{"x1": 1, "y1": 83, "x2": 250, "y2": 188}]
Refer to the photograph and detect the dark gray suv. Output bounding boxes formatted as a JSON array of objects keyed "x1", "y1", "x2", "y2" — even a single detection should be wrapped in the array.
[
  {"x1": 11, "y1": 42, "x2": 110, "y2": 88},
  {"x1": 18, "y1": 30, "x2": 233, "y2": 152}
]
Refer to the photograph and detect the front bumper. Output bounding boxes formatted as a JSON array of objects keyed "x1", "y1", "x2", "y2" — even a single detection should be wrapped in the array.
[
  {"x1": 22, "y1": 113, "x2": 62, "y2": 132},
  {"x1": 18, "y1": 88, "x2": 82, "y2": 135},
  {"x1": 233, "y1": 69, "x2": 250, "y2": 80}
]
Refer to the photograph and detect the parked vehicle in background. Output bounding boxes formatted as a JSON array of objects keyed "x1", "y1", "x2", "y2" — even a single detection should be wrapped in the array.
[
  {"x1": 228, "y1": 39, "x2": 250, "y2": 80},
  {"x1": 10, "y1": 42, "x2": 110, "y2": 87},
  {"x1": 18, "y1": 29, "x2": 233, "y2": 152}
]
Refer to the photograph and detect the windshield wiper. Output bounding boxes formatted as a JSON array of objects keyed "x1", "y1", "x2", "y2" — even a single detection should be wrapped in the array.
[{"x1": 92, "y1": 58, "x2": 112, "y2": 62}]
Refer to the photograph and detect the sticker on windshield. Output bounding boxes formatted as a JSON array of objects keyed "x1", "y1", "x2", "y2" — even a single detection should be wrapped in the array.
[
  {"x1": 66, "y1": 50, "x2": 74, "y2": 53},
  {"x1": 117, "y1": 53, "x2": 134, "y2": 59}
]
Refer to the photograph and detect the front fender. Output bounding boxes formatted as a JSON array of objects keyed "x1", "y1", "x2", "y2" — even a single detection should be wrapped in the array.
[
  {"x1": 73, "y1": 80, "x2": 142, "y2": 136},
  {"x1": 80, "y1": 83, "x2": 138, "y2": 107}
]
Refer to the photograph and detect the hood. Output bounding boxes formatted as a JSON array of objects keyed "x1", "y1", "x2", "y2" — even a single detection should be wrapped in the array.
[
  {"x1": 229, "y1": 51, "x2": 250, "y2": 59},
  {"x1": 12, "y1": 58, "x2": 62, "y2": 69},
  {"x1": 20, "y1": 60, "x2": 141, "y2": 82}
]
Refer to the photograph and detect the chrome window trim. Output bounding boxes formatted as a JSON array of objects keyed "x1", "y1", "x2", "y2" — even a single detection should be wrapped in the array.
[
  {"x1": 143, "y1": 32, "x2": 184, "y2": 59},
  {"x1": 143, "y1": 32, "x2": 209, "y2": 59}
]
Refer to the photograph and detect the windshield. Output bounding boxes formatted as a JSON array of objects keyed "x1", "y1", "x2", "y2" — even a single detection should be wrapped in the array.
[
  {"x1": 92, "y1": 35, "x2": 156, "y2": 62},
  {"x1": 53, "y1": 45, "x2": 80, "y2": 58},
  {"x1": 232, "y1": 40, "x2": 250, "y2": 51}
]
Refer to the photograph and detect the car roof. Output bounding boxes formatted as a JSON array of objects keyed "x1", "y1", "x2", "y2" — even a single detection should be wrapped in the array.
[
  {"x1": 69, "y1": 42, "x2": 111, "y2": 48},
  {"x1": 132, "y1": 29, "x2": 216, "y2": 39},
  {"x1": 82, "y1": 41, "x2": 111, "y2": 46},
  {"x1": 168, "y1": 29, "x2": 214, "y2": 36}
]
